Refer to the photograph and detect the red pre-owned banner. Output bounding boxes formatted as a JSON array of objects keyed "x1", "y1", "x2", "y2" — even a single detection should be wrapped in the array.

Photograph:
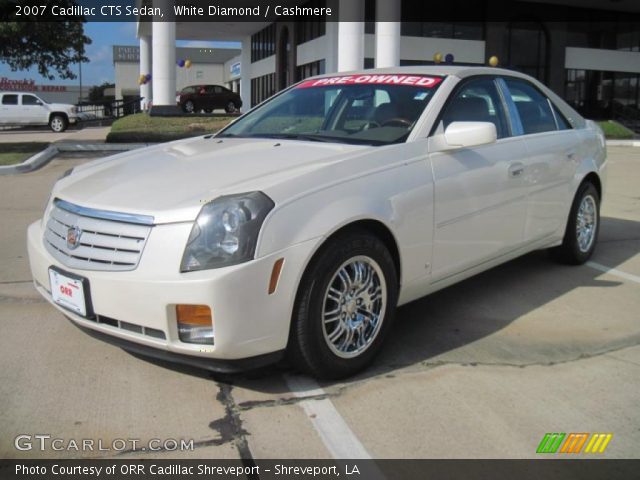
[{"x1": 296, "y1": 74, "x2": 443, "y2": 89}]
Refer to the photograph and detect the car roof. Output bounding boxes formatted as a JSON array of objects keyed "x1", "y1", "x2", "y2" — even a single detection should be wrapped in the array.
[
  {"x1": 301, "y1": 66, "x2": 586, "y2": 129},
  {"x1": 310, "y1": 65, "x2": 535, "y2": 81}
]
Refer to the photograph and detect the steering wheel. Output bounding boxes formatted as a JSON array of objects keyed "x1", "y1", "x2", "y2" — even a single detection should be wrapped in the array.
[
  {"x1": 360, "y1": 120, "x2": 380, "y2": 131},
  {"x1": 381, "y1": 118, "x2": 412, "y2": 128}
]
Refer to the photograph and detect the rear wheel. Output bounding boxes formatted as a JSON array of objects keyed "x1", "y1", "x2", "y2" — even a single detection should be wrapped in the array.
[
  {"x1": 550, "y1": 182, "x2": 600, "y2": 265},
  {"x1": 49, "y1": 114, "x2": 67, "y2": 133},
  {"x1": 289, "y1": 231, "x2": 398, "y2": 379}
]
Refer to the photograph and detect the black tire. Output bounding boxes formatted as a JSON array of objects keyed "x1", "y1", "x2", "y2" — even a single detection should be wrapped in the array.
[
  {"x1": 550, "y1": 182, "x2": 600, "y2": 265},
  {"x1": 49, "y1": 114, "x2": 68, "y2": 133},
  {"x1": 183, "y1": 100, "x2": 195, "y2": 114},
  {"x1": 288, "y1": 231, "x2": 398, "y2": 379},
  {"x1": 225, "y1": 101, "x2": 237, "y2": 114}
]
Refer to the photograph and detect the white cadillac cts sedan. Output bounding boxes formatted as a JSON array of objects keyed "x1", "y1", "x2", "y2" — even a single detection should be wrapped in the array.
[{"x1": 27, "y1": 67, "x2": 606, "y2": 379}]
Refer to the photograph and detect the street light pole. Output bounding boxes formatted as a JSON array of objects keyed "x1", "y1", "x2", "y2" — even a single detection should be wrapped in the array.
[{"x1": 78, "y1": 54, "x2": 83, "y2": 104}]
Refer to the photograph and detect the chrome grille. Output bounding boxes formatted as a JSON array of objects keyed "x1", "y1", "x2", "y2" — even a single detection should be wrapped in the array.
[{"x1": 44, "y1": 199, "x2": 153, "y2": 271}]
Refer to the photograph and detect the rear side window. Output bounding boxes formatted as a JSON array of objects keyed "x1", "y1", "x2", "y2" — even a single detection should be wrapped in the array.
[
  {"x1": 22, "y1": 95, "x2": 41, "y2": 105},
  {"x1": 440, "y1": 77, "x2": 509, "y2": 139},
  {"x1": 2, "y1": 94, "x2": 18, "y2": 105},
  {"x1": 550, "y1": 103, "x2": 572, "y2": 130},
  {"x1": 504, "y1": 78, "x2": 557, "y2": 135}
]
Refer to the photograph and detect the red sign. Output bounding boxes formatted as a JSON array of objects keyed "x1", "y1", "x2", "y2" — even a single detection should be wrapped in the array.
[
  {"x1": 0, "y1": 77, "x2": 36, "y2": 91},
  {"x1": 0, "y1": 77, "x2": 67, "y2": 92},
  {"x1": 297, "y1": 74, "x2": 442, "y2": 89}
]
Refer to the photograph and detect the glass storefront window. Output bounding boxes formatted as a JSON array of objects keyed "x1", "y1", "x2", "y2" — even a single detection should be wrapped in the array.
[
  {"x1": 566, "y1": 19, "x2": 640, "y2": 51},
  {"x1": 506, "y1": 21, "x2": 548, "y2": 83},
  {"x1": 565, "y1": 69, "x2": 640, "y2": 119}
]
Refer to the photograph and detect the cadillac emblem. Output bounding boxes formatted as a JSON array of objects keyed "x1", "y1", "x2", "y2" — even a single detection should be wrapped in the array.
[{"x1": 66, "y1": 226, "x2": 82, "y2": 250}]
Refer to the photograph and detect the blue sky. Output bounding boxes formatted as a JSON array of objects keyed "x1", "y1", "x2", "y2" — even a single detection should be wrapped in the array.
[{"x1": 0, "y1": 22, "x2": 239, "y2": 86}]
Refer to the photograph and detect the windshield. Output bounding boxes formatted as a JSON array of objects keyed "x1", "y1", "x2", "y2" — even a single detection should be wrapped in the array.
[{"x1": 219, "y1": 74, "x2": 443, "y2": 146}]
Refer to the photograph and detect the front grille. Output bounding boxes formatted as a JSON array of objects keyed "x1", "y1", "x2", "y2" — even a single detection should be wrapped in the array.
[{"x1": 44, "y1": 199, "x2": 153, "y2": 271}]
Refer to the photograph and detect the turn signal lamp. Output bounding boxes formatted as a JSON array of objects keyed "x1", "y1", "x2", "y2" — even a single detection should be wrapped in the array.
[{"x1": 176, "y1": 304, "x2": 213, "y2": 344}]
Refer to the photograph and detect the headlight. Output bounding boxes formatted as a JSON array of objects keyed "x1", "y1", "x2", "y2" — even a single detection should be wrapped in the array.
[{"x1": 180, "y1": 191, "x2": 274, "y2": 272}]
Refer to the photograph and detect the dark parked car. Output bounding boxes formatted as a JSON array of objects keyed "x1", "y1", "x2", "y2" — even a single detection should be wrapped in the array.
[{"x1": 177, "y1": 85, "x2": 242, "y2": 114}]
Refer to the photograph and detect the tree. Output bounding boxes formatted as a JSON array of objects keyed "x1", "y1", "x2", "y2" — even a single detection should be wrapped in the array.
[
  {"x1": 88, "y1": 82, "x2": 115, "y2": 103},
  {"x1": 0, "y1": 0, "x2": 91, "y2": 80}
]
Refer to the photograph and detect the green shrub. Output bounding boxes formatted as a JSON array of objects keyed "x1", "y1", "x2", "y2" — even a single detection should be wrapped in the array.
[
  {"x1": 596, "y1": 120, "x2": 635, "y2": 140},
  {"x1": 107, "y1": 113, "x2": 235, "y2": 143}
]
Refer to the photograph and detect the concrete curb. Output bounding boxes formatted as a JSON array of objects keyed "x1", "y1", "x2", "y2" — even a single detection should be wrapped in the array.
[
  {"x1": 606, "y1": 140, "x2": 640, "y2": 147},
  {"x1": 0, "y1": 143, "x2": 150, "y2": 175}
]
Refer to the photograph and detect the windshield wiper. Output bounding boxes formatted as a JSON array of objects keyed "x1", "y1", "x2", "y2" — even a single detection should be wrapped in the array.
[
  {"x1": 216, "y1": 132, "x2": 381, "y2": 146},
  {"x1": 215, "y1": 133, "x2": 245, "y2": 138},
  {"x1": 246, "y1": 133, "x2": 335, "y2": 143}
]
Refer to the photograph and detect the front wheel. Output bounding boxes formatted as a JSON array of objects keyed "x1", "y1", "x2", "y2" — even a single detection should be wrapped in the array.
[
  {"x1": 289, "y1": 231, "x2": 398, "y2": 379},
  {"x1": 225, "y1": 101, "x2": 237, "y2": 114},
  {"x1": 550, "y1": 182, "x2": 600, "y2": 265},
  {"x1": 183, "y1": 100, "x2": 195, "y2": 113},
  {"x1": 49, "y1": 114, "x2": 67, "y2": 132}
]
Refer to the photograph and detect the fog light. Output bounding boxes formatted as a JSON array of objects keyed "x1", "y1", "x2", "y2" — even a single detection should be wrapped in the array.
[{"x1": 176, "y1": 305, "x2": 213, "y2": 345}]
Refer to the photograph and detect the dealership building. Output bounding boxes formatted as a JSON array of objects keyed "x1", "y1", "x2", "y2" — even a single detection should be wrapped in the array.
[
  {"x1": 137, "y1": 0, "x2": 640, "y2": 128},
  {"x1": 113, "y1": 45, "x2": 240, "y2": 108}
]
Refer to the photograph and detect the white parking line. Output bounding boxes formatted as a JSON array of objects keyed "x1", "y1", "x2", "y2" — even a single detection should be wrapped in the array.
[
  {"x1": 284, "y1": 374, "x2": 371, "y2": 459},
  {"x1": 586, "y1": 261, "x2": 640, "y2": 284}
]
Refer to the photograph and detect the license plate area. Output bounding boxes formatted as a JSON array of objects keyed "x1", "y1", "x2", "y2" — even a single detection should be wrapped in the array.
[{"x1": 48, "y1": 266, "x2": 94, "y2": 318}]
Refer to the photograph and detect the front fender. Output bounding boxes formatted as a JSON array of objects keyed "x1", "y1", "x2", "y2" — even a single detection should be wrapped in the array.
[{"x1": 256, "y1": 158, "x2": 435, "y2": 294}]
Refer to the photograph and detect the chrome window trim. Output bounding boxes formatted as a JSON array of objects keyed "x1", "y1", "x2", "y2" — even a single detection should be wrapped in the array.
[{"x1": 54, "y1": 198, "x2": 155, "y2": 226}]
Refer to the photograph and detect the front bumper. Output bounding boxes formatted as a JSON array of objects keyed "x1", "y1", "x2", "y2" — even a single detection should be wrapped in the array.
[{"x1": 27, "y1": 219, "x2": 317, "y2": 369}]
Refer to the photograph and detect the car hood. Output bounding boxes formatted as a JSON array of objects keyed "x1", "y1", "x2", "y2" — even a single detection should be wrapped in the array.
[{"x1": 54, "y1": 136, "x2": 366, "y2": 224}]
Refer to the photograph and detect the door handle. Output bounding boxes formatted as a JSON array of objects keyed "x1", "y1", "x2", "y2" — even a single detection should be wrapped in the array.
[
  {"x1": 508, "y1": 162, "x2": 525, "y2": 178},
  {"x1": 566, "y1": 150, "x2": 576, "y2": 160}
]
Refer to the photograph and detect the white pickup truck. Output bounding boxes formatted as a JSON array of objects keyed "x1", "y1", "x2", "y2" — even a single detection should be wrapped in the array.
[{"x1": 0, "y1": 92, "x2": 79, "y2": 132}]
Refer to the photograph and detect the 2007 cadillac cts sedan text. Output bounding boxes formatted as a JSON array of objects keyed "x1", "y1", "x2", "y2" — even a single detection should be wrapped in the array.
[{"x1": 27, "y1": 67, "x2": 606, "y2": 379}]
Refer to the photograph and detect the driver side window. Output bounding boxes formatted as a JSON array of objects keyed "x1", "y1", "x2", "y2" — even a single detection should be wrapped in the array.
[
  {"x1": 440, "y1": 77, "x2": 509, "y2": 139},
  {"x1": 22, "y1": 95, "x2": 41, "y2": 106}
]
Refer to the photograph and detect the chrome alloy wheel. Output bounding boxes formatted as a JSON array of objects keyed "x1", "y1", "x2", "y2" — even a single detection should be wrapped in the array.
[
  {"x1": 322, "y1": 256, "x2": 387, "y2": 359},
  {"x1": 576, "y1": 194, "x2": 597, "y2": 253},
  {"x1": 50, "y1": 117, "x2": 64, "y2": 132}
]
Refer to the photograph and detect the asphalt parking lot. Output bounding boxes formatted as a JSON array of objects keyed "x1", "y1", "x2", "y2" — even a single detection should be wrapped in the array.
[{"x1": 0, "y1": 147, "x2": 639, "y2": 460}]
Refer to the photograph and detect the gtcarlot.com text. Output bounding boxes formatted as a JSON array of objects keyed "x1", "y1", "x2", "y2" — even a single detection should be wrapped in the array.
[{"x1": 14, "y1": 434, "x2": 194, "y2": 452}]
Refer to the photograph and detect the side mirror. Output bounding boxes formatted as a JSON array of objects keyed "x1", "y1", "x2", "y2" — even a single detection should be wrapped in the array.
[{"x1": 439, "y1": 121, "x2": 497, "y2": 150}]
